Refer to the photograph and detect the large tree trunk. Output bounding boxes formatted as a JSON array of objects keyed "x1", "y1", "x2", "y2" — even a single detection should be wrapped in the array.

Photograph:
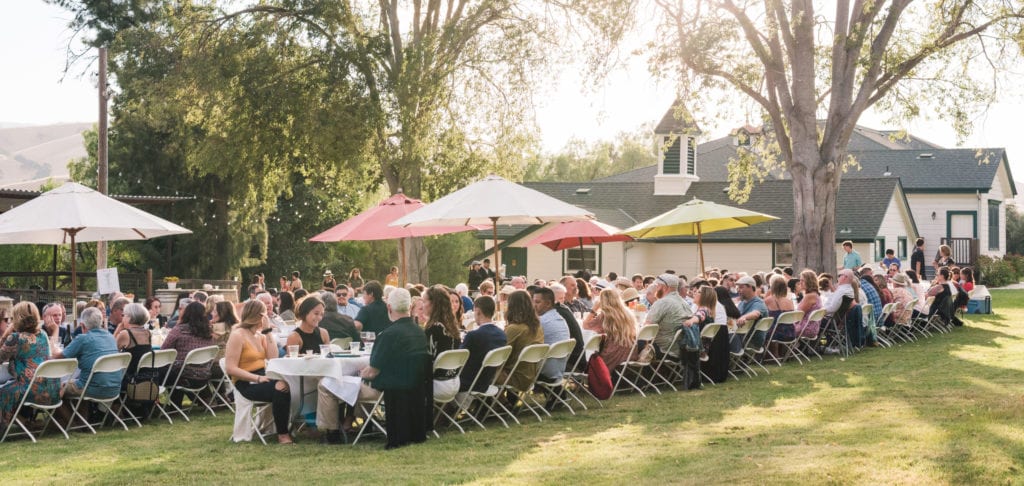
[{"x1": 790, "y1": 137, "x2": 840, "y2": 273}]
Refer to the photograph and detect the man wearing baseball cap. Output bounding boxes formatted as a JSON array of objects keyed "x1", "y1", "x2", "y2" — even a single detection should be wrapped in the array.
[
  {"x1": 734, "y1": 276, "x2": 768, "y2": 330},
  {"x1": 644, "y1": 273, "x2": 693, "y2": 357}
]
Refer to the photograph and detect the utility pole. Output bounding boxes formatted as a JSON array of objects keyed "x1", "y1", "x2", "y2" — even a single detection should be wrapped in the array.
[{"x1": 97, "y1": 47, "x2": 109, "y2": 270}]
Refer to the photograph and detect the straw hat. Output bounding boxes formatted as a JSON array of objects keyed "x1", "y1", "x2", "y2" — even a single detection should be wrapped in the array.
[
  {"x1": 621, "y1": 287, "x2": 641, "y2": 303},
  {"x1": 891, "y1": 274, "x2": 909, "y2": 287},
  {"x1": 499, "y1": 285, "x2": 517, "y2": 295},
  {"x1": 323, "y1": 270, "x2": 333, "y2": 277}
]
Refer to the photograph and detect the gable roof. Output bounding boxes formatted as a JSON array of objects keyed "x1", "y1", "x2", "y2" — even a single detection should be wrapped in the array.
[
  {"x1": 593, "y1": 127, "x2": 1017, "y2": 196},
  {"x1": 482, "y1": 177, "x2": 911, "y2": 243},
  {"x1": 654, "y1": 100, "x2": 702, "y2": 135}
]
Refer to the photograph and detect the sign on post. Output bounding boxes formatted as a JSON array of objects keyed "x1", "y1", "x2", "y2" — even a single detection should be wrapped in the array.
[{"x1": 97, "y1": 268, "x2": 121, "y2": 295}]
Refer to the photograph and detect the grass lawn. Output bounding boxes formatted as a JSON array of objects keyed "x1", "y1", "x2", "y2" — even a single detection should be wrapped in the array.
[{"x1": 3, "y1": 290, "x2": 1024, "y2": 485}]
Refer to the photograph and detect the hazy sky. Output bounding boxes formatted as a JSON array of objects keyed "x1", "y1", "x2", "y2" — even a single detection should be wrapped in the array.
[{"x1": 3, "y1": 1, "x2": 1022, "y2": 185}]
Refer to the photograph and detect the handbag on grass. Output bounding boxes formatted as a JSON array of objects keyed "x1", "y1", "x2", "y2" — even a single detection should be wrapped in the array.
[{"x1": 126, "y1": 350, "x2": 160, "y2": 402}]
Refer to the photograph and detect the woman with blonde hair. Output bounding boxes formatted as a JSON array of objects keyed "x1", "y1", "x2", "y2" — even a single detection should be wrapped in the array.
[
  {"x1": 795, "y1": 270, "x2": 822, "y2": 338},
  {"x1": 225, "y1": 300, "x2": 292, "y2": 444},
  {"x1": 582, "y1": 288, "x2": 637, "y2": 370}
]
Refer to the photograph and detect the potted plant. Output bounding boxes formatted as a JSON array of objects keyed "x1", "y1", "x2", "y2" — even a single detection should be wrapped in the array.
[{"x1": 164, "y1": 276, "x2": 180, "y2": 289}]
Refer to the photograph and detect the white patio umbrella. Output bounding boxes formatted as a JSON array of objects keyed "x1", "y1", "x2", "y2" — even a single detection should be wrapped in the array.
[
  {"x1": 0, "y1": 182, "x2": 192, "y2": 302},
  {"x1": 390, "y1": 174, "x2": 594, "y2": 288}
]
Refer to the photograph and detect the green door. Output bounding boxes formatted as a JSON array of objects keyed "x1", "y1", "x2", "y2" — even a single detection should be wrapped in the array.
[{"x1": 502, "y1": 247, "x2": 527, "y2": 280}]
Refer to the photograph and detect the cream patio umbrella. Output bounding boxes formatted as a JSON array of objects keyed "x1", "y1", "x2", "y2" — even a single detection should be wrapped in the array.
[
  {"x1": 0, "y1": 182, "x2": 192, "y2": 304},
  {"x1": 390, "y1": 175, "x2": 594, "y2": 289},
  {"x1": 620, "y1": 198, "x2": 778, "y2": 275}
]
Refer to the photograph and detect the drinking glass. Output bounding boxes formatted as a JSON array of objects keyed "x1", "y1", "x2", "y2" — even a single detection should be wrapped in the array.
[
  {"x1": 365, "y1": 332, "x2": 376, "y2": 344},
  {"x1": 319, "y1": 344, "x2": 332, "y2": 357},
  {"x1": 350, "y1": 342, "x2": 361, "y2": 354},
  {"x1": 287, "y1": 345, "x2": 299, "y2": 358}
]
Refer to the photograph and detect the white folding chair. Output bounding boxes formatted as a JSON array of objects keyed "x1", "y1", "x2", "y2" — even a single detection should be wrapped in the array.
[
  {"x1": 743, "y1": 317, "x2": 775, "y2": 374},
  {"x1": 207, "y1": 352, "x2": 235, "y2": 413},
  {"x1": 457, "y1": 345, "x2": 513, "y2": 430},
  {"x1": 533, "y1": 339, "x2": 578, "y2": 415},
  {"x1": 1, "y1": 358, "x2": 78, "y2": 443},
  {"x1": 649, "y1": 329, "x2": 684, "y2": 392},
  {"x1": 765, "y1": 311, "x2": 805, "y2": 366},
  {"x1": 497, "y1": 343, "x2": 550, "y2": 423},
  {"x1": 159, "y1": 345, "x2": 221, "y2": 422},
  {"x1": 351, "y1": 392, "x2": 386, "y2": 445},
  {"x1": 612, "y1": 324, "x2": 660, "y2": 397},
  {"x1": 798, "y1": 308, "x2": 827, "y2": 361},
  {"x1": 895, "y1": 299, "x2": 919, "y2": 342},
  {"x1": 729, "y1": 320, "x2": 756, "y2": 378},
  {"x1": 432, "y1": 349, "x2": 470, "y2": 435},
  {"x1": 65, "y1": 352, "x2": 134, "y2": 433},
  {"x1": 222, "y1": 358, "x2": 272, "y2": 444},
  {"x1": 697, "y1": 323, "x2": 727, "y2": 384},
  {"x1": 134, "y1": 349, "x2": 177, "y2": 424},
  {"x1": 564, "y1": 333, "x2": 605, "y2": 409}
]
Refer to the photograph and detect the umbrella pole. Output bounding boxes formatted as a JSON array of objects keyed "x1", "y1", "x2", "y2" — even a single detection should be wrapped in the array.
[
  {"x1": 491, "y1": 217, "x2": 500, "y2": 290},
  {"x1": 697, "y1": 222, "x2": 705, "y2": 276},
  {"x1": 399, "y1": 237, "x2": 407, "y2": 286},
  {"x1": 69, "y1": 229, "x2": 78, "y2": 321}
]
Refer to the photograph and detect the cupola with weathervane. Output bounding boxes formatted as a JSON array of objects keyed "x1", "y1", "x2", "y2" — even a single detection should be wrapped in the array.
[{"x1": 654, "y1": 100, "x2": 702, "y2": 196}]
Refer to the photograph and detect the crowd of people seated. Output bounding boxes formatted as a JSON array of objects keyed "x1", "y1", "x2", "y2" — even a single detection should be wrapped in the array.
[{"x1": 0, "y1": 249, "x2": 978, "y2": 447}]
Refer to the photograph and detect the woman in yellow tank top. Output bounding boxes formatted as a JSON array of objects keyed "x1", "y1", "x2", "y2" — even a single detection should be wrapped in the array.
[{"x1": 224, "y1": 300, "x2": 293, "y2": 444}]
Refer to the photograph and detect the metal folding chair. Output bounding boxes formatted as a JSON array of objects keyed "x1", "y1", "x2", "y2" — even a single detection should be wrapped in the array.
[
  {"x1": 65, "y1": 352, "x2": 135, "y2": 433},
  {"x1": 158, "y1": 345, "x2": 220, "y2": 422},
  {"x1": 564, "y1": 333, "x2": 605, "y2": 409},
  {"x1": 533, "y1": 339, "x2": 578, "y2": 415},
  {"x1": 1, "y1": 358, "x2": 78, "y2": 443},
  {"x1": 765, "y1": 311, "x2": 805, "y2": 366},
  {"x1": 139, "y1": 349, "x2": 178, "y2": 424},
  {"x1": 798, "y1": 308, "x2": 827, "y2": 361},
  {"x1": 431, "y1": 349, "x2": 470, "y2": 435},
  {"x1": 611, "y1": 324, "x2": 661, "y2": 397},
  {"x1": 497, "y1": 343, "x2": 551, "y2": 422},
  {"x1": 743, "y1": 317, "x2": 775, "y2": 374},
  {"x1": 457, "y1": 345, "x2": 513, "y2": 430}
]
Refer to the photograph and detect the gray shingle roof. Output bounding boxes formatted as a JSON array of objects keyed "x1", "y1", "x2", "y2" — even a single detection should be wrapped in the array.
[
  {"x1": 654, "y1": 100, "x2": 702, "y2": 134},
  {"x1": 482, "y1": 177, "x2": 907, "y2": 243},
  {"x1": 593, "y1": 128, "x2": 1015, "y2": 196}
]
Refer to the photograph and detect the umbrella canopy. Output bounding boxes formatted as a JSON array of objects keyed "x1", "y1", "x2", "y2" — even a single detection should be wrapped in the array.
[
  {"x1": 523, "y1": 220, "x2": 632, "y2": 251},
  {"x1": 390, "y1": 175, "x2": 594, "y2": 227},
  {"x1": 309, "y1": 192, "x2": 484, "y2": 286},
  {"x1": 620, "y1": 198, "x2": 778, "y2": 274},
  {"x1": 391, "y1": 175, "x2": 594, "y2": 288},
  {"x1": 0, "y1": 182, "x2": 191, "y2": 244},
  {"x1": 308, "y1": 192, "x2": 480, "y2": 242},
  {"x1": 0, "y1": 182, "x2": 192, "y2": 302}
]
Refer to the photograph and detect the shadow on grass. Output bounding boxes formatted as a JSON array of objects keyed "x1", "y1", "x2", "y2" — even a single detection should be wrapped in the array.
[{"x1": 4, "y1": 307, "x2": 1024, "y2": 484}]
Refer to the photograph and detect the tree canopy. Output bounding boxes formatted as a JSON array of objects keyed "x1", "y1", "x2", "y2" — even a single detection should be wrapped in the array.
[{"x1": 639, "y1": 0, "x2": 1024, "y2": 271}]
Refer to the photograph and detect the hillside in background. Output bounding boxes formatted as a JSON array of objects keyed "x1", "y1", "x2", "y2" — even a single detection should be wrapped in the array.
[{"x1": 0, "y1": 122, "x2": 90, "y2": 189}]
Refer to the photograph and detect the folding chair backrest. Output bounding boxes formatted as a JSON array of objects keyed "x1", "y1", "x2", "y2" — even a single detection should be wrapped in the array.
[
  {"x1": 583, "y1": 333, "x2": 604, "y2": 354},
  {"x1": 734, "y1": 319, "x2": 755, "y2": 336},
  {"x1": 35, "y1": 358, "x2": 79, "y2": 380},
  {"x1": 636, "y1": 324, "x2": 659, "y2": 341},
  {"x1": 752, "y1": 317, "x2": 775, "y2": 333},
  {"x1": 746, "y1": 317, "x2": 775, "y2": 352},
  {"x1": 861, "y1": 304, "x2": 874, "y2": 324},
  {"x1": 516, "y1": 343, "x2": 551, "y2": 364},
  {"x1": 137, "y1": 349, "x2": 178, "y2": 372},
  {"x1": 545, "y1": 339, "x2": 576, "y2": 361},
  {"x1": 806, "y1": 308, "x2": 827, "y2": 323},
  {"x1": 183, "y1": 345, "x2": 220, "y2": 367},
  {"x1": 434, "y1": 349, "x2": 470, "y2": 373},
  {"x1": 465, "y1": 345, "x2": 512, "y2": 393},
  {"x1": 92, "y1": 352, "x2": 132, "y2": 374},
  {"x1": 775, "y1": 310, "x2": 805, "y2": 325},
  {"x1": 331, "y1": 337, "x2": 352, "y2": 349},
  {"x1": 700, "y1": 323, "x2": 724, "y2": 339}
]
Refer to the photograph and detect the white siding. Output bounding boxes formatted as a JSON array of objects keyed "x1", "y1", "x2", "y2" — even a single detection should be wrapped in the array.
[
  {"x1": 623, "y1": 242, "x2": 771, "y2": 277},
  {"x1": 871, "y1": 188, "x2": 918, "y2": 265},
  {"x1": 905, "y1": 193, "x2": 977, "y2": 262}
]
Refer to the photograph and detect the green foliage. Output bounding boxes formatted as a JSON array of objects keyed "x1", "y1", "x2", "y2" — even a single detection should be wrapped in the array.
[
  {"x1": 1007, "y1": 205, "x2": 1024, "y2": 255},
  {"x1": 523, "y1": 130, "x2": 658, "y2": 182},
  {"x1": 426, "y1": 232, "x2": 483, "y2": 287},
  {"x1": 976, "y1": 255, "x2": 1019, "y2": 287}
]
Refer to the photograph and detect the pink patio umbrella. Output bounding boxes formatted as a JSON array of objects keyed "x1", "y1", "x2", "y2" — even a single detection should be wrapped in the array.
[
  {"x1": 523, "y1": 220, "x2": 632, "y2": 251},
  {"x1": 309, "y1": 191, "x2": 482, "y2": 285}
]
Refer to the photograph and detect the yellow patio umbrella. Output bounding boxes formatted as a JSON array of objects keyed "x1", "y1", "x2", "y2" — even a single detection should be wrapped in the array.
[{"x1": 619, "y1": 198, "x2": 778, "y2": 275}]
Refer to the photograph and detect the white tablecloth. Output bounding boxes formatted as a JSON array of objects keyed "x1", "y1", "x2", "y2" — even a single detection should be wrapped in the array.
[{"x1": 266, "y1": 355, "x2": 371, "y2": 416}]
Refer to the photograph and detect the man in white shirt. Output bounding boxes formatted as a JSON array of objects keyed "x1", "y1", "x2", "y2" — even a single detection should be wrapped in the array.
[{"x1": 334, "y1": 285, "x2": 360, "y2": 319}]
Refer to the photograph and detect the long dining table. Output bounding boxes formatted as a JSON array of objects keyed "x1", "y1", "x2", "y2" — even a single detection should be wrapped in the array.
[{"x1": 265, "y1": 353, "x2": 371, "y2": 427}]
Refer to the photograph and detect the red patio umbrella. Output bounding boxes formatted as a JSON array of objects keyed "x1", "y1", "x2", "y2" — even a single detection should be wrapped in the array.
[
  {"x1": 309, "y1": 191, "x2": 482, "y2": 285},
  {"x1": 523, "y1": 220, "x2": 632, "y2": 251}
]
